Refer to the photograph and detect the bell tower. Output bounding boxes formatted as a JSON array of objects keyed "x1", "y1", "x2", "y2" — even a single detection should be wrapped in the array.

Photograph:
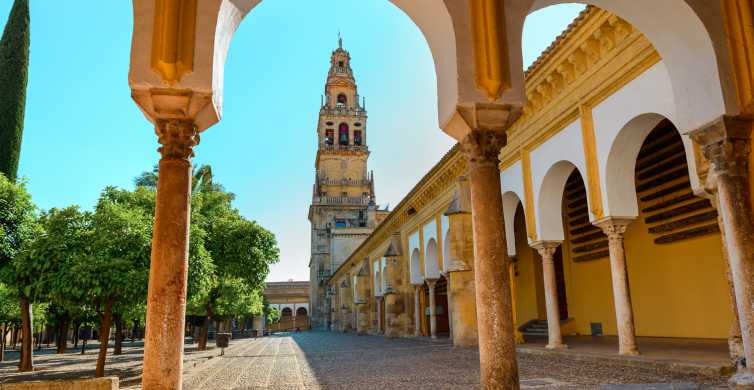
[{"x1": 308, "y1": 37, "x2": 377, "y2": 329}]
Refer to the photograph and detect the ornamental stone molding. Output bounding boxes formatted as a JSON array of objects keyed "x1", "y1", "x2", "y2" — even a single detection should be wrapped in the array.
[
  {"x1": 593, "y1": 217, "x2": 635, "y2": 241},
  {"x1": 155, "y1": 119, "x2": 199, "y2": 161},
  {"x1": 689, "y1": 115, "x2": 753, "y2": 178}
]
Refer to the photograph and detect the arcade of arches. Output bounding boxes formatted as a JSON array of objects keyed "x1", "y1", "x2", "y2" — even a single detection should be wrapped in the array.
[{"x1": 128, "y1": 0, "x2": 754, "y2": 389}]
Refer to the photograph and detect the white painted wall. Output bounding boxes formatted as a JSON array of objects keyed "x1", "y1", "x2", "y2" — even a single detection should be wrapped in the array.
[
  {"x1": 530, "y1": 119, "x2": 588, "y2": 240},
  {"x1": 592, "y1": 61, "x2": 700, "y2": 217},
  {"x1": 501, "y1": 161, "x2": 527, "y2": 254}
]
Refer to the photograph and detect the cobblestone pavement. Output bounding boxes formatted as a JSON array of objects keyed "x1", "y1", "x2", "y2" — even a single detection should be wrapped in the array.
[{"x1": 1, "y1": 331, "x2": 730, "y2": 389}]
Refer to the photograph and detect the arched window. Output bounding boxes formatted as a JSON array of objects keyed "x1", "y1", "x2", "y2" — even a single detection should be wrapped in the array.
[
  {"x1": 325, "y1": 129, "x2": 334, "y2": 145},
  {"x1": 281, "y1": 307, "x2": 292, "y2": 317},
  {"x1": 338, "y1": 123, "x2": 349, "y2": 145},
  {"x1": 353, "y1": 130, "x2": 362, "y2": 146},
  {"x1": 337, "y1": 94, "x2": 347, "y2": 107},
  {"x1": 296, "y1": 307, "x2": 308, "y2": 317}
]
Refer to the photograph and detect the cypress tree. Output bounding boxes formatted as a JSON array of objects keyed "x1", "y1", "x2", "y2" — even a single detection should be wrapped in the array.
[{"x1": 0, "y1": 0, "x2": 29, "y2": 182}]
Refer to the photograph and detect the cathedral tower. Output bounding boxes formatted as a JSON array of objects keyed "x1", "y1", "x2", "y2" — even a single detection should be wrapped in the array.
[{"x1": 308, "y1": 38, "x2": 379, "y2": 329}]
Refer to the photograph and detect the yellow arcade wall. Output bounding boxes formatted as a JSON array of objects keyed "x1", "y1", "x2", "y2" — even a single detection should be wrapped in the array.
[
  {"x1": 514, "y1": 205, "x2": 545, "y2": 325},
  {"x1": 513, "y1": 177, "x2": 733, "y2": 340}
]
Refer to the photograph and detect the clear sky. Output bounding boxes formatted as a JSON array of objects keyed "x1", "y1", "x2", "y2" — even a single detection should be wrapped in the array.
[{"x1": 3, "y1": 1, "x2": 583, "y2": 283}]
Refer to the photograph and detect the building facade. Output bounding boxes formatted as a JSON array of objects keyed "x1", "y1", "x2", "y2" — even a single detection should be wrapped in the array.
[
  {"x1": 127, "y1": 1, "x2": 754, "y2": 388},
  {"x1": 308, "y1": 39, "x2": 388, "y2": 329},
  {"x1": 325, "y1": 5, "x2": 738, "y2": 361},
  {"x1": 263, "y1": 280, "x2": 311, "y2": 331}
]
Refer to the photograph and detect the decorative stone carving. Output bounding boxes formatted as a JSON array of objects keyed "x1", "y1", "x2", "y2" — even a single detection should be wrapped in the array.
[{"x1": 155, "y1": 119, "x2": 199, "y2": 160}]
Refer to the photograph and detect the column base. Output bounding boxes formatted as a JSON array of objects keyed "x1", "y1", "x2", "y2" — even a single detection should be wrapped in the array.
[
  {"x1": 729, "y1": 372, "x2": 754, "y2": 389},
  {"x1": 619, "y1": 348, "x2": 640, "y2": 356},
  {"x1": 545, "y1": 343, "x2": 568, "y2": 350}
]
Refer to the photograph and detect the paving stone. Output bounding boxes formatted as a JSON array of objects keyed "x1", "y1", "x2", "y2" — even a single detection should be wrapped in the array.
[{"x1": 0, "y1": 332, "x2": 730, "y2": 389}]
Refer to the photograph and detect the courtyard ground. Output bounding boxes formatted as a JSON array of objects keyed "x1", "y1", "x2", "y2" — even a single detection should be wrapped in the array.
[{"x1": 0, "y1": 331, "x2": 729, "y2": 389}]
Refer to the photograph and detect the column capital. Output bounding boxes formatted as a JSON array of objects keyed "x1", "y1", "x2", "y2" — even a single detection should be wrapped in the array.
[
  {"x1": 156, "y1": 119, "x2": 200, "y2": 161},
  {"x1": 530, "y1": 240, "x2": 561, "y2": 259},
  {"x1": 593, "y1": 217, "x2": 634, "y2": 240},
  {"x1": 689, "y1": 115, "x2": 753, "y2": 178}
]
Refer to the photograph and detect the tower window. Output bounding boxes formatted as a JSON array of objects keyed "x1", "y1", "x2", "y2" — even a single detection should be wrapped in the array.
[
  {"x1": 338, "y1": 123, "x2": 349, "y2": 145},
  {"x1": 338, "y1": 61, "x2": 344, "y2": 67},
  {"x1": 354, "y1": 130, "x2": 362, "y2": 146},
  {"x1": 337, "y1": 94, "x2": 347, "y2": 107},
  {"x1": 325, "y1": 129, "x2": 334, "y2": 145}
]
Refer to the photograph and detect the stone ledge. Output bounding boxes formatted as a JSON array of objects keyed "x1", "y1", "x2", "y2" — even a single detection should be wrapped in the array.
[
  {"x1": 0, "y1": 377, "x2": 119, "y2": 390},
  {"x1": 517, "y1": 346, "x2": 730, "y2": 379}
]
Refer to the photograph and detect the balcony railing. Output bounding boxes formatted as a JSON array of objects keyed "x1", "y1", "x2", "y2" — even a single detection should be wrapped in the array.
[
  {"x1": 317, "y1": 177, "x2": 371, "y2": 186},
  {"x1": 319, "y1": 144, "x2": 368, "y2": 153},
  {"x1": 312, "y1": 195, "x2": 370, "y2": 206}
]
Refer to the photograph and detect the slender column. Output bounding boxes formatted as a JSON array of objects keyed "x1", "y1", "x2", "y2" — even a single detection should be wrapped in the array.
[
  {"x1": 427, "y1": 279, "x2": 438, "y2": 339},
  {"x1": 462, "y1": 129, "x2": 519, "y2": 388},
  {"x1": 413, "y1": 284, "x2": 422, "y2": 336},
  {"x1": 594, "y1": 217, "x2": 639, "y2": 356},
  {"x1": 690, "y1": 116, "x2": 754, "y2": 384},
  {"x1": 530, "y1": 241, "x2": 566, "y2": 350},
  {"x1": 376, "y1": 296, "x2": 384, "y2": 334},
  {"x1": 142, "y1": 119, "x2": 198, "y2": 390},
  {"x1": 705, "y1": 186, "x2": 745, "y2": 365}
]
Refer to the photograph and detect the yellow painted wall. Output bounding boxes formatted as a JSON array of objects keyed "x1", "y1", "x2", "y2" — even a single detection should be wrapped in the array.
[
  {"x1": 514, "y1": 205, "x2": 543, "y2": 325},
  {"x1": 557, "y1": 188, "x2": 732, "y2": 339},
  {"x1": 623, "y1": 212, "x2": 732, "y2": 339}
]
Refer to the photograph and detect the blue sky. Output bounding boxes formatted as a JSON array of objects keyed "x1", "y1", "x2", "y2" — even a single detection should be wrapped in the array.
[{"x1": 4, "y1": 1, "x2": 583, "y2": 282}]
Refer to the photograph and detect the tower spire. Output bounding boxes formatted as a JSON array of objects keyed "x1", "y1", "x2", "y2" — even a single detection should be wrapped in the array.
[{"x1": 338, "y1": 31, "x2": 342, "y2": 49}]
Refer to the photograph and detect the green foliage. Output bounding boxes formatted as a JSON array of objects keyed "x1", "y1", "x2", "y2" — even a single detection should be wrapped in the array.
[
  {"x1": 0, "y1": 0, "x2": 30, "y2": 181},
  {"x1": 0, "y1": 173, "x2": 37, "y2": 274},
  {"x1": 0, "y1": 282, "x2": 19, "y2": 323},
  {"x1": 266, "y1": 307, "x2": 281, "y2": 324},
  {"x1": 70, "y1": 187, "x2": 152, "y2": 312}
]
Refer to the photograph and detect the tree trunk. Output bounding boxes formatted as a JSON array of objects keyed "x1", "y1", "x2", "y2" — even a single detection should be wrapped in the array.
[
  {"x1": 0, "y1": 323, "x2": 6, "y2": 362},
  {"x1": 81, "y1": 338, "x2": 86, "y2": 354},
  {"x1": 131, "y1": 320, "x2": 137, "y2": 343},
  {"x1": 18, "y1": 296, "x2": 33, "y2": 372},
  {"x1": 56, "y1": 318, "x2": 68, "y2": 354},
  {"x1": 73, "y1": 323, "x2": 80, "y2": 348},
  {"x1": 113, "y1": 315, "x2": 123, "y2": 355},
  {"x1": 96, "y1": 299, "x2": 113, "y2": 377},
  {"x1": 11, "y1": 324, "x2": 18, "y2": 349},
  {"x1": 198, "y1": 316, "x2": 209, "y2": 351},
  {"x1": 36, "y1": 327, "x2": 42, "y2": 351}
]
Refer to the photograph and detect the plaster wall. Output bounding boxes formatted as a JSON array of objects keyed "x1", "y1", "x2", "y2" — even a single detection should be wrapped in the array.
[{"x1": 530, "y1": 119, "x2": 588, "y2": 240}]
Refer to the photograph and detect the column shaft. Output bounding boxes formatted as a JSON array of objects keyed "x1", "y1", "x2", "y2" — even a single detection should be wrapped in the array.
[
  {"x1": 414, "y1": 285, "x2": 421, "y2": 336},
  {"x1": 465, "y1": 130, "x2": 519, "y2": 389},
  {"x1": 532, "y1": 242, "x2": 565, "y2": 350},
  {"x1": 604, "y1": 221, "x2": 638, "y2": 356},
  {"x1": 428, "y1": 281, "x2": 437, "y2": 339},
  {"x1": 142, "y1": 119, "x2": 197, "y2": 390}
]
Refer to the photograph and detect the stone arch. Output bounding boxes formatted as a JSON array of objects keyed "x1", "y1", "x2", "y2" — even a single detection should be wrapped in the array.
[
  {"x1": 130, "y1": 0, "x2": 459, "y2": 129},
  {"x1": 410, "y1": 248, "x2": 422, "y2": 285},
  {"x1": 442, "y1": 229, "x2": 452, "y2": 272},
  {"x1": 537, "y1": 160, "x2": 581, "y2": 240},
  {"x1": 603, "y1": 113, "x2": 696, "y2": 218},
  {"x1": 425, "y1": 238, "x2": 440, "y2": 279},
  {"x1": 511, "y1": 0, "x2": 729, "y2": 133},
  {"x1": 502, "y1": 191, "x2": 524, "y2": 256},
  {"x1": 296, "y1": 307, "x2": 308, "y2": 316},
  {"x1": 281, "y1": 307, "x2": 293, "y2": 317}
]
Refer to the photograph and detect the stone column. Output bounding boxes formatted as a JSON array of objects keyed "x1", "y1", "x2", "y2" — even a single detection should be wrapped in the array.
[
  {"x1": 704, "y1": 180, "x2": 745, "y2": 366},
  {"x1": 530, "y1": 241, "x2": 566, "y2": 350},
  {"x1": 690, "y1": 116, "x2": 754, "y2": 385},
  {"x1": 413, "y1": 284, "x2": 422, "y2": 337},
  {"x1": 142, "y1": 119, "x2": 198, "y2": 390},
  {"x1": 594, "y1": 217, "x2": 639, "y2": 356},
  {"x1": 461, "y1": 129, "x2": 519, "y2": 388},
  {"x1": 427, "y1": 279, "x2": 438, "y2": 339},
  {"x1": 375, "y1": 296, "x2": 382, "y2": 334}
]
